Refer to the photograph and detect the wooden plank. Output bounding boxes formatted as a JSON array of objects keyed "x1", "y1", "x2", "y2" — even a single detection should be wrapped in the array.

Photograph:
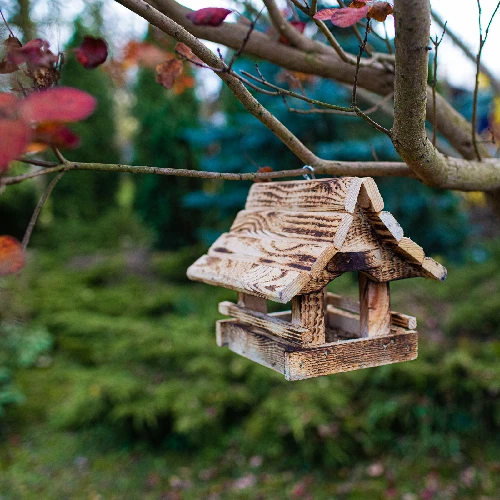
[
  {"x1": 238, "y1": 292, "x2": 267, "y2": 313},
  {"x1": 218, "y1": 320, "x2": 417, "y2": 380},
  {"x1": 285, "y1": 330, "x2": 418, "y2": 380},
  {"x1": 216, "y1": 320, "x2": 289, "y2": 376},
  {"x1": 358, "y1": 178, "x2": 384, "y2": 213},
  {"x1": 367, "y1": 211, "x2": 404, "y2": 244},
  {"x1": 219, "y1": 301, "x2": 312, "y2": 344},
  {"x1": 340, "y1": 209, "x2": 380, "y2": 252},
  {"x1": 187, "y1": 255, "x2": 310, "y2": 303},
  {"x1": 327, "y1": 306, "x2": 360, "y2": 336},
  {"x1": 230, "y1": 210, "x2": 353, "y2": 248},
  {"x1": 216, "y1": 318, "x2": 233, "y2": 346},
  {"x1": 363, "y1": 247, "x2": 424, "y2": 282},
  {"x1": 299, "y1": 270, "x2": 342, "y2": 294},
  {"x1": 291, "y1": 291, "x2": 326, "y2": 345},
  {"x1": 359, "y1": 274, "x2": 391, "y2": 337},
  {"x1": 395, "y1": 237, "x2": 425, "y2": 264},
  {"x1": 421, "y1": 257, "x2": 447, "y2": 281},
  {"x1": 327, "y1": 249, "x2": 382, "y2": 273},
  {"x1": 326, "y1": 292, "x2": 417, "y2": 330},
  {"x1": 245, "y1": 178, "x2": 363, "y2": 213},
  {"x1": 209, "y1": 232, "x2": 337, "y2": 273}
]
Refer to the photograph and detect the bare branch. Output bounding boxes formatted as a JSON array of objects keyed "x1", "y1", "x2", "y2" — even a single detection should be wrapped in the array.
[
  {"x1": 22, "y1": 170, "x2": 66, "y2": 250},
  {"x1": 1, "y1": 159, "x2": 413, "y2": 188},
  {"x1": 431, "y1": 9, "x2": 500, "y2": 95},
  {"x1": 430, "y1": 22, "x2": 447, "y2": 147}
]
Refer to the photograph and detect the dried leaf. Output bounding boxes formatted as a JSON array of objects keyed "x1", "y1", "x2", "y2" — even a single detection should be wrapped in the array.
[
  {"x1": 186, "y1": 7, "x2": 232, "y2": 27},
  {"x1": 20, "y1": 87, "x2": 96, "y2": 123},
  {"x1": 254, "y1": 166, "x2": 273, "y2": 183},
  {"x1": 175, "y1": 42, "x2": 193, "y2": 59},
  {"x1": 0, "y1": 119, "x2": 30, "y2": 172},
  {"x1": 331, "y1": 6, "x2": 370, "y2": 27},
  {"x1": 31, "y1": 122, "x2": 79, "y2": 149},
  {"x1": 7, "y1": 38, "x2": 58, "y2": 68},
  {"x1": 368, "y1": 2, "x2": 393, "y2": 22},
  {"x1": 0, "y1": 236, "x2": 26, "y2": 276},
  {"x1": 155, "y1": 59, "x2": 184, "y2": 89},
  {"x1": 74, "y1": 36, "x2": 108, "y2": 69}
]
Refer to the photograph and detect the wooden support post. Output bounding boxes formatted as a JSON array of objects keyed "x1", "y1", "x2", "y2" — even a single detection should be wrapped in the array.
[
  {"x1": 237, "y1": 292, "x2": 267, "y2": 313},
  {"x1": 359, "y1": 273, "x2": 391, "y2": 337},
  {"x1": 292, "y1": 290, "x2": 326, "y2": 345}
]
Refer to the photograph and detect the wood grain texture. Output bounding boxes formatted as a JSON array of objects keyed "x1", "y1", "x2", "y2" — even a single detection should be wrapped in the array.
[
  {"x1": 326, "y1": 292, "x2": 417, "y2": 330},
  {"x1": 367, "y1": 211, "x2": 404, "y2": 244},
  {"x1": 187, "y1": 255, "x2": 309, "y2": 303},
  {"x1": 209, "y1": 232, "x2": 337, "y2": 273},
  {"x1": 291, "y1": 291, "x2": 326, "y2": 345},
  {"x1": 219, "y1": 301, "x2": 312, "y2": 344},
  {"x1": 395, "y1": 237, "x2": 425, "y2": 264},
  {"x1": 340, "y1": 208, "x2": 380, "y2": 252},
  {"x1": 238, "y1": 292, "x2": 267, "y2": 313},
  {"x1": 359, "y1": 274, "x2": 391, "y2": 337},
  {"x1": 285, "y1": 330, "x2": 418, "y2": 381},
  {"x1": 216, "y1": 320, "x2": 290, "y2": 376},
  {"x1": 230, "y1": 209, "x2": 353, "y2": 248},
  {"x1": 327, "y1": 306, "x2": 360, "y2": 336},
  {"x1": 358, "y1": 178, "x2": 384, "y2": 212},
  {"x1": 245, "y1": 178, "x2": 361, "y2": 213},
  {"x1": 363, "y1": 248, "x2": 424, "y2": 282},
  {"x1": 327, "y1": 249, "x2": 382, "y2": 272},
  {"x1": 421, "y1": 257, "x2": 447, "y2": 281},
  {"x1": 299, "y1": 270, "x2": 343, "y2": 294},
  {"x1": 217, "y1": 320, "x2": 418, "y2": 380}
]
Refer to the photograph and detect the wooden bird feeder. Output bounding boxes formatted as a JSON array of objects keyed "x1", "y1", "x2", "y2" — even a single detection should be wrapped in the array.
[{"x1": 187, "y1": 177, "x2": 447, "y2": 381}]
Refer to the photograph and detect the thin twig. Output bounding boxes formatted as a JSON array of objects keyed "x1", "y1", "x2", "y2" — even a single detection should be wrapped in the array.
[
  {"x1": 21, "y1": 170, "x2": 66, "y2": 250},
  {"x1": 352, "y1": 19, "x2": 371, "y2": 106},
  {"x1": 430, "y1": 23, "x2": 447, "y2": 147},
  {"x1": 0, "y1": 9, "x2": 16, "y2": 38},
  {"x1": 228, "y1": 8, "x2": 264, "y2": 71},
  {"x1": 17, "y1": 156, "x2": 59, "y2": 168},
  {"x1": 241, "y1": 69, "x2": 355, "y2": 113},
  {"x1": 52, "y1": 147, "x2": 68, "y2": 164}
]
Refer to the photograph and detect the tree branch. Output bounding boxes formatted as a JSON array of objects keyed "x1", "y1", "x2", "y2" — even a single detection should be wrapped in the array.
[
  {"x1": 0, "y1": 160, "x2": 413, "y2": 187},
  {"x1": 147, "y1": 0, "x2": 488, "y2": 162}
]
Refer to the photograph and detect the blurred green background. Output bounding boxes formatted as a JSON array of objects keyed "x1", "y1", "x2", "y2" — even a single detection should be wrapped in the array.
[{"x1": 1, "y1": 1, "x2": 500, "y2": 499}]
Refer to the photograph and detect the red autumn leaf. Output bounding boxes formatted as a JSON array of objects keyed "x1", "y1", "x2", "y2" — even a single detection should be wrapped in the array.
[
  {"x1": 155, "y1": 59, "x2": 184, "y2": 89},
  {"x1": 175, "y1": 42, "x2": 194, "y2": 59},
  {"x1": 254, "y1": 166, "x2": 273, "y2": 183},
  {"x1": 74, "y1": 36, "x2": 108, "y2": 69},
  {"x1": 0, "y1": 119, "x2": 30, "y2": 172},
  {"x1": 186, "y1": 7, "x2": 232, "y2": 27},
  {"x1": 313, "y1": 9, "x2": 338, "y2": 21},
  {"x1": 31, "y1": 122, "x2": 80, "y2": 149},
  {"x1": 7, "y1": 38, "x2": 58, "y2": 68},
  {"x1": 0, "y1": 236, "x2": 26, "y2": 276},
  {"x1": 20, "y1": 87, "x2": 96, "y2": 123},
  {"x1": 367, "y1": 2, "x2": 393, "y2": 22},
  {"x1": 330, "y1": 5, "x2": 370, "y2": 27}
]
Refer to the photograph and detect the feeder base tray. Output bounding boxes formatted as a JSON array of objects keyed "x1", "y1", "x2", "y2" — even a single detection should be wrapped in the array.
[{"x1": 216, "y1": 319, "x2": 418, "y2": 381}]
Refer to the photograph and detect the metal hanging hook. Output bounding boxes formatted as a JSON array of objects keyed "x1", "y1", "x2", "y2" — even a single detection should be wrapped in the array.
[{"x1": 302, "y1": 165, "x2": 316, "y2": 180}]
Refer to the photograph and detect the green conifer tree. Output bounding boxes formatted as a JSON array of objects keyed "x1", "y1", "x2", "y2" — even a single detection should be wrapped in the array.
[
  {"x1": 53, "y1": 13, "x2": 121, "y2": 221},
  {"x1": 132, "y1": 31, "x2": 201, "y2": 249}
]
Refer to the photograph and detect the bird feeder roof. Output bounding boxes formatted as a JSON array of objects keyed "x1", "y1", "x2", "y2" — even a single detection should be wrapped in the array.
[{"x1": 187, "y1": 177, "x2": 446, "y2": 303}]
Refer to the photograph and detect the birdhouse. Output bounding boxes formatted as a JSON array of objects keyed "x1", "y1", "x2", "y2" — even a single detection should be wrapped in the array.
[{"x1": 187, "y1": 177, "x2": 446, "y2": 381}]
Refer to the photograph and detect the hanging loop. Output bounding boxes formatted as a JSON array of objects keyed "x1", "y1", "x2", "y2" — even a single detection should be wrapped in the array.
[{"x1": 302, "y1": 165, "x2": 316, "y2": 180}]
